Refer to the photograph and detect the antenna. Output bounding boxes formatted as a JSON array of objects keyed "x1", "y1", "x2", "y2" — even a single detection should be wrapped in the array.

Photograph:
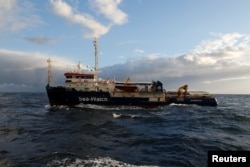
[
  {"x1": 47, "y1": 58, "x2": 52, "y2": 85},
  {"x1": 77, "y1": 61, "x2": 81, "y2": 73},
  {"x1": 93, "y1": 37, "x2": 98, "y2": 81}
]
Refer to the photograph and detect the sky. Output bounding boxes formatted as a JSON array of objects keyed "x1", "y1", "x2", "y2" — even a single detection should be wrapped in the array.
[{"x1": 0, "y1": 0, "x2": 250, "y2": 93}]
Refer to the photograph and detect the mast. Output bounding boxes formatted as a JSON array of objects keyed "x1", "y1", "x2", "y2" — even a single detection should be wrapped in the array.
[
  {"x1": 47, "y1": 58, "x2": 52, "y2": 85},
  {"x1": 93, "y1": 37, "x2": 98, "y2": 81},
  {"x1": 77, "y1": 61, "x2": 81, "y2": 73}
]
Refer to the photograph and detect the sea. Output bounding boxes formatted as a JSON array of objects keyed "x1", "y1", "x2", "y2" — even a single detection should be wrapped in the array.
[{"x1": 0, "y1": 93, "x2": 249, "y2": 167}]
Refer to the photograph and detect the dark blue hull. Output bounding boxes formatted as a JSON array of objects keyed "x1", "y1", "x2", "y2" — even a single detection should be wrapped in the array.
[
  {"x1": 46, "y1": 85, "x2": 167, "y2": 108},
  {"x1": 46, "y1": 85, "x2": 218, "y2": 108}
]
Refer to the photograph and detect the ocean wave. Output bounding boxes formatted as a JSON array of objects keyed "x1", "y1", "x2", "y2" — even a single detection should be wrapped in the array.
[
  {"x1": 40, "y1": 152, "x2": 158, "y2": 167},
  {"x1": 75, "y1": 104, "x2": 146, "y2": 111},
  {"x1": 45, "y1": 103, "x2": 166, "y2": 111},
  {"x1": 44, "y1": 104, "x2": 70, "y2": 111},
  {"x1": 112, "y1": 113, "x2": 145, "y2": 119}
]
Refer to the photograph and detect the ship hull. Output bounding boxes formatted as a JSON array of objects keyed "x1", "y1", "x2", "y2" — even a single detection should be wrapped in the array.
[
  {"x1": 168, "y1": 97, "x2": 218, "y2": 106},
  {"x1": 46, "y1": 85, "x2": 218, "y2": 108},
  {"x1": 46, "y1": 85, "x2": 168, "y2": 108}
]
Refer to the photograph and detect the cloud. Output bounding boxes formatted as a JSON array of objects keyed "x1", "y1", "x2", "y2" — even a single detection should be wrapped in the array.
[
  {"x1": 203, "y1": 77, "x2": 248, "y2": 84},
  {"x1": 181, "y1": 32, "x2": 250, "y2": 68},
  {"x1": 0, "y1": 0, "x2": 42, "y2": 31},
  {"x1": 0, "y1": 49, "x2": 76, "y2": 92},
  {"x1": 100, "y1": 33, "x2": 250, "y2": 94},
  {"x1": 23, "y1": 37, "x2": 57, "y2": 45},
  {"x1": 49, "y1": 0, "x2": 127, "y2": 38},
  {"x1": 134, "y1": 49, "x2": 144, "y2": 54},
  {"x1": 90, "y1": 0, "x2": 127, "y2": 25}
]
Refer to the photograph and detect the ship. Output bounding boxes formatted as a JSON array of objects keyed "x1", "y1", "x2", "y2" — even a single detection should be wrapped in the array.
[{"x1": 46, "y1": 38, "x2": 218, "y2": 108}]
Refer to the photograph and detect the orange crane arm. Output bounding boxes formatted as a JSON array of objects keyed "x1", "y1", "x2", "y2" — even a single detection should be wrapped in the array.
[{"x1": 177, "y1": 84, "x2": 188, "y2": 98}]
